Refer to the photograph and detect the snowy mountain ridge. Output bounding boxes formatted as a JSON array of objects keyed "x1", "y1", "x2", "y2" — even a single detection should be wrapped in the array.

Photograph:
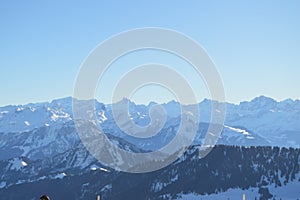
[
  {"x1": 0, "y1": 96, "x2": 299, "y2": 148},
  {"x1": 0, "y1": 96, "x2": 299, "y2": 199}
]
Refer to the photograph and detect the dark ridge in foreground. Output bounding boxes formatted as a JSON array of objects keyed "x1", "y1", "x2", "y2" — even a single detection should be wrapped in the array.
[{"x1": 0, "y1": 145, "x2": 299, "y2": 200}]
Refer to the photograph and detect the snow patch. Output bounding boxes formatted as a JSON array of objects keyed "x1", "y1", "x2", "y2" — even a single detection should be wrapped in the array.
[
  {"x1": 37, "y1": 176, "x2": 47, "y2": 181},
  {"x1": 54, "y1": 172, "x2": 67, "y2": 179},
  {"x1": 98, "y1": 111, "x2": 107, "y2": 122},
  {"x1": 90, "y1": 164, "x2": 110, "y2": 172},
  {"x1": 90, "y1": 164, "x2": 99, "y2": 171},
  {"x1": 16, "y1": 107, "x2": 24, "y2": 112},
  {"x1": 21, "y1": 161, "x2": 28, "y2": 167},
  {"x1": 224, "y1": 125, "x2": 250, "y2": 135},
  {"x1": 9, "y1": 158, "x2": 28, "y2": 170},
  {"x1": 90, "y1": 166, "x2": 97, "y2": 171},
  {"x1": 100, "y1": 167, "x2": 110, "y2": 172},
  {"x1": 51, "y1": 112, "x2": 70, "y2": 121},
  {"x1": 24, "y1": 121, "x2": 30, "y2": 126}
]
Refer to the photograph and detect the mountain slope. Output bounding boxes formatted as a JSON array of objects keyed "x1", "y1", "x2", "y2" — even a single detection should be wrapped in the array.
[{"x1": 0, "y1": 145, "x2": 299, "y2": 200}]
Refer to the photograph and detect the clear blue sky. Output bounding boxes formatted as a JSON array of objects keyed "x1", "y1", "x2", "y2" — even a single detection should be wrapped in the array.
[{"x1": 1, "y1": 1, "x2": 299, "y2": 106}]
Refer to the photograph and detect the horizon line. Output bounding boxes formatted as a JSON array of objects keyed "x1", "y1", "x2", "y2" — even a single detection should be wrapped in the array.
[{"x1": 1, "y1": 95, "x2": 299, "y2": 107}]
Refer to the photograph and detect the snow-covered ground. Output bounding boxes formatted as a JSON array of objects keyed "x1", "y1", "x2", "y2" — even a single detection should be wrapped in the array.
[{"x1": 177, "y1": 178, "x2": 300, "y2": 200}]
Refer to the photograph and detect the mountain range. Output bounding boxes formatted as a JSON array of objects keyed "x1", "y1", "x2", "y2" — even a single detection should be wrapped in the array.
[
  {"x1": 0, "y1": 96, "x2": 299, "y2": 199},
  {"x1": 0, "y1": 96, "x2": 299, "y2": 148}
]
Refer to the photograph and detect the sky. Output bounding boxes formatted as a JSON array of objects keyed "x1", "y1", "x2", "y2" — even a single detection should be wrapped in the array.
[{"x1": 0, "y1": 1, "x2": 299, "y2": 106}]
